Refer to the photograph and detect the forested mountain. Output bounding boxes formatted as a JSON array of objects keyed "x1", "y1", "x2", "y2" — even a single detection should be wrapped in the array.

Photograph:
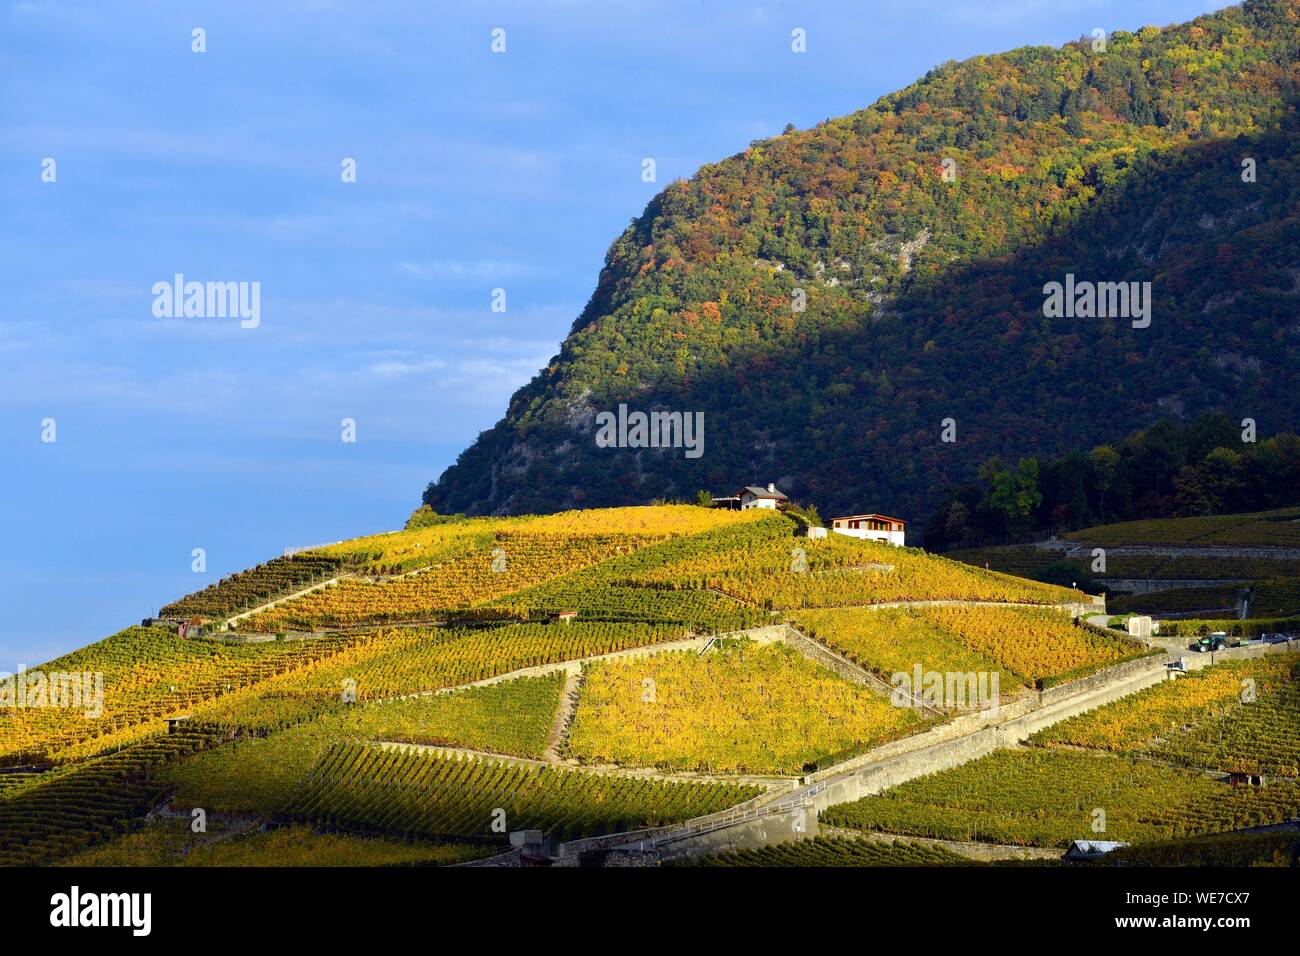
[
  {"x1": 425, "y1": 0, "x2": 1300, "y2": 530},
  {"x1": 922, "y1": 414, "x2": 1300, "y2": 550}
]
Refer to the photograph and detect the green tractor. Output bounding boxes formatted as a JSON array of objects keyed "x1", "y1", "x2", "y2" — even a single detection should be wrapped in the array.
[{"x1": 1190, "y1": 631, "x2": 1229, "y2": 653}]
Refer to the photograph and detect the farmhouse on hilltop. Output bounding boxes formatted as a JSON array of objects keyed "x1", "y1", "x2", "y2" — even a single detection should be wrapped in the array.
[
  {"x1": 711, "y1": 483, "x2": 788, "y2": 510},
  {"x1": 830, "y1": 514, "x2": 906, "y2": 546},
  {"x1": 739, "y1": 483, "x2": 788, "y2": 510}
]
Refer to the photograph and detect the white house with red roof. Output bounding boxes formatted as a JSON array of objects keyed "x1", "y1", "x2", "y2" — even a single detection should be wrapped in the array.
[{"x1": 830, "y1": 513, "x2": 906, "y2": 546}]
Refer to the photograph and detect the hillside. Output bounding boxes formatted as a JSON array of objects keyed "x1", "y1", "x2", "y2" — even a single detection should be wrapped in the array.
[
  {"x1": 7, "y1": 503, "x2": 1299, "y2": 869},
  {"x1": 824, "y1": 655, "x2": 1300, "y2": 851},
  {"x1": 423, "y1": 0, "x2": 1300, "y2": 522},
  {"x1": 2, "y1": 503, "x2": 1133, "y2": 865},
  {"x1": 952, "y1": 505, "x2": 1300, "y2": 620}
]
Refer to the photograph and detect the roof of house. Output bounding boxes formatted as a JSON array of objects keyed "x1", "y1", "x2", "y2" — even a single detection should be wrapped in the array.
[
  {"x1": 831, "y1": 513, "x2": 907, "y2": 525},
  {"x1": 738, "y1": 485, "x2": 788, "y2": 499}
]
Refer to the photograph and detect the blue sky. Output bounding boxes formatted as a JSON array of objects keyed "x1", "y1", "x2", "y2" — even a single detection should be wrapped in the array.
[{"x1": 0, "y1": 0, "x2": 1228, "y2": 671}]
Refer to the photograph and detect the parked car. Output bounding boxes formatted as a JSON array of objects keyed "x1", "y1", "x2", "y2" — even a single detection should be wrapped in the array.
[{"x1": 1263, "y1": 633, "x2": 1292, "y2": 645}]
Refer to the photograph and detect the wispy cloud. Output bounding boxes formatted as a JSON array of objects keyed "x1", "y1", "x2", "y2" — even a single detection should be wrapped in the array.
[{"x1": 396, "y1": 258, "x2": 546, "y2": 281}]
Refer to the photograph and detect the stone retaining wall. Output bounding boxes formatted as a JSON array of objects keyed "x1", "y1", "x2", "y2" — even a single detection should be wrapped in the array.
[
  {"x1": 1180, "y1": 638, "x2": 1300, "y2": 671},
  {"x1": 1102, "y1": 578, "x2": 1247, "y2": 595},
  {"x1": 801, "y1": 658, "x2": 1168, "y2": 817},
  {"x1": 1038, "y1": 652, "x2": 1167, "y2": 706},
  {"x1": 630, "y1": 654, "x2": 1170, "y2": 863}
]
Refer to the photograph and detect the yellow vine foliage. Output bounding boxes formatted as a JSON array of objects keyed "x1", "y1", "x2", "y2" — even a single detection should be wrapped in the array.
[
  {"x1": 631, "y1": 533, "x2": 1081, "y2": 609},
  {"x1": 247, "y1": 534, "x2": 651, "y2": 631},
  {"x1": 567, "y1": 642, "x2": 930, "y2": 775},
  {"x1": 1036, "y1": 657, "x2": 1299, "y2": 769},
  {"x1": 919, "y1": 605, "x2": 1133, "y2": 682}
]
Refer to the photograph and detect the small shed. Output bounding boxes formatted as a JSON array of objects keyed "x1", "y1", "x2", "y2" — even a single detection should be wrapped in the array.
[
  {"x1": 509, "y1": 829, "x2": 545, "y2": 847},
  {"x1": 167, "y1": 715, "x2": 193, "y2": 735},
  {"x1": 551, "y1": 610, "x2": 579, "y2": 625},
  {"x1": 1126, "y1": 616, "x2": 1154, "y2": 641}
]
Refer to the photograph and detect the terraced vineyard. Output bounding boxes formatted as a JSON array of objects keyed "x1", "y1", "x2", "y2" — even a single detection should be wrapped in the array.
[
  {"x1": 161, "y1": 554, "x2": 345, "y2": 620},
  {"x1": 342, "y1": 674, "x2": 565, "y2": 757},
  {"x1": 309, "y1": 521, "x2": 504, "y2": 576},
  {"x1": 495, "y1": 580, "x2": 761, "y2": 631},
  {"x1": 794, "y1": 606, "x2": 1026, "y2": 694},
  {"x1": 284, "y1": 742, "x2": 762, "y2": 842},
  {"x1": 486, "y1": 517, "x2": 787, "y2": 629},
  {"x1": 823, "y1": 749, "x2": 1300, "y2": 847},
  {"x1": 61, "y1": 819, "x2": 490, "y2": 868},
  {"x1": 1251, "y1": 578, "x2": 1300, "y2": 618},
  {"x1": 691, "y1": 835, "x2": 973, "y2": 867},
  {"x1": 12, "y1": 0, "x2": 1300, "y2": 886},
  {"x1": 165, "y1": 674, "x2": 568, "y2": 815},
  {"x1": 162, "y1": 720, "x2": 344, "y2": 817},
  {"x1": 249, "y1": 621, "x2": 690, "y2": 702},
  {"x1": 242, "y1": 508, "x2": 770, "y2": 634},
  {"x1": 921, "y1": 605, "x2": 1144, "y2": 685},
  {"x1": 0, "y1": 626, "x2": 360, "y2": 764},
  {"x1": 517, "y1": 505, "x2": 765, "y2": 539},
  {"x1": 950, "y1": 547, "x2": 1300, "y2": 584},
  {"x1": 825, "y1": 651, "x2": 1300, "y2": 852},
  {"x1": 0, "y1": 768, "x2": 52, "y2": 797},
  {"x1": 311, "y1": 505, "x2": 758, "y2": 574},
  {"x1": 486, "y1": 513, "x2": 1077, "y2": 632},
  {"x1": 1108, "y1": 585, "x2": 1242, "y2": 616},
  {"x1": 566, "y1": 641, "x2": 930, "y2": 775},
  {"x1": 1064, "y1": 507, "x2": 1300, "y2": 548},
  {"x1": 1095, "y1": 830, "x2": 1300, "y2": 867},
  {"x1": 192, "y1": 689, "x2": 349, "y2": 737},
  {"x1": 793, "y1": 605, "x2": 1143, "y2": 693},
  {"x1": 628, "y1": 525, "x2": 1081, "y2": 610},
  {"x1": 1152, "y1": 684, "x2": 1300, "y2": 777},
  {"x1": 243, "y1": 534, "x2": 652, "y2": 632},
  {"x1": 1156, "y1": 617, "x2": 1300, "y2": 639},
  {"x1": 951, "y1": 507, "x2": 1300, "y2": 623},
  {"x1": 1034, "y1": 657, "x2": 1300, "y2": 777},
  {"x1": 0, "y1": 502, "x2": 1188, "y2": 868},
  {"x1": 0, "y1": 728, "x2": 222, "y2": 866}
]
